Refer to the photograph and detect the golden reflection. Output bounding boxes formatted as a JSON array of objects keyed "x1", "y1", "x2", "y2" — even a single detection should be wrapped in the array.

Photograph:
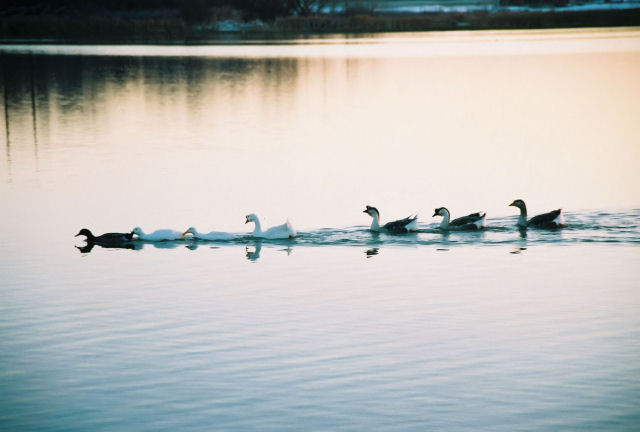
[{"x1": 0, "y1": 29, "x2": 638, "y2": 233}]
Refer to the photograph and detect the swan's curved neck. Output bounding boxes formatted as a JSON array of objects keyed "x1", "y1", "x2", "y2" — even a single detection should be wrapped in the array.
[
  {"x1": 251, "y1": 217, "x2": 262, "y2": 234},
  {"x1": 369, "y1": 213, "x2": 380, "y2": 231},
  {"x1": 439, "y1": 209, "x2": 451, "y2": 229}
]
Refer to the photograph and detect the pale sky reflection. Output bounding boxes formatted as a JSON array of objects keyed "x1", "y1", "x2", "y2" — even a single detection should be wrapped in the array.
[{"x1": 1, "y1": 28, "x2": 639, "y2": 233}]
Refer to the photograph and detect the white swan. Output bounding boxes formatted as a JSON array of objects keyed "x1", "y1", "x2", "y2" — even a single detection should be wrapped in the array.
[
  {"x1": 509, "y1": 199, "x2": 565, "y2": 228},
  {"x1": 433, "y1": 207, "x2": 486, "y2": 230},
  {"x1": 245, "y1": 213, "x2": 296, "y2": 239},
  {"x1": 182, "y1": 227, "x2": 234, "y2": 241},
  {"x1": 131, "y1": 227, "x2": 184, "y2": 241},
  {"x1": 363, "y1": 205, "x2": 418, "y2": 233}
]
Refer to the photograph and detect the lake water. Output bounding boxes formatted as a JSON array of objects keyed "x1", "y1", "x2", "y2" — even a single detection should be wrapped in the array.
[{"x1": 1, "y1": 28, "x2": 639, "y2": 431}]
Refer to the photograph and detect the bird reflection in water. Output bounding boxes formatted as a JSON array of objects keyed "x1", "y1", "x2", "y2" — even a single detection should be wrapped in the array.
[
  {"x1": 76, "y1": 241, "x2": 141, "y2": 253},
  {"x1": 245, "y1": 241, "x2": 295, "y2": 261},
  {"x1": 246, "y1": 241, "x2": 262, "y2": 262},
  {"x1": 518, "y1": 226, "x2": 528, "y2": 239},
  {"x1": 365, "y1": 248, "x2": 379, "y2": 258},
  {"x1": 76, "y1": 239, "x2": 194, "y2": 253}
]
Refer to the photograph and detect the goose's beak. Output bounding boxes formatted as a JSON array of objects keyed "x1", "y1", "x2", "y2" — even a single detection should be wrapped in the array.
[
  {"x1": 432, "y1": 211, "x2": 438, "y2": 217},
  {"x1": 245, "y1": 216, "x2": 249, "y2": 224},
  {"x1": 509, "y1": 201, "x2": 516, "y2": 207},
  {"x1": 74, "y1": 232, "x2": 81, "y2": 237},
  {"x1": 362, "y1": 209, "x2": 368, "y2": 213}
]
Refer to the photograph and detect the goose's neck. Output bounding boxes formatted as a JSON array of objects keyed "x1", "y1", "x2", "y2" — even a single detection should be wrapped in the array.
[
  {"x1": 251, "y1": 218, "x2": 262, "y2": 235},
  {"x1": 370, "y1": 213, "x2": 381, "y2": 231},
  {"x1": 517, "y1": 204, "x2": 528, "y2": 227},
  {"x1": 439, "y1": 209, "x2": 451, "y2": 229}
]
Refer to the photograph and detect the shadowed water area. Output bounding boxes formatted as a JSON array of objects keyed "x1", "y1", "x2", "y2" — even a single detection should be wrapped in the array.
[{"x1": 1, "y1": 29, "x2": 639, "y2": 431}]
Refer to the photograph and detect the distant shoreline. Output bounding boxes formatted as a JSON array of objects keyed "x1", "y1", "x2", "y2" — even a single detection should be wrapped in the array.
[{"x1": 1, "y1": 8, "x2": 639, "y2": 43}]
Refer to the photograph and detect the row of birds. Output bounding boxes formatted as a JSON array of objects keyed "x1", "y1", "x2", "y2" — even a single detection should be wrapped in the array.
[{"x1": 75, "y1": 199, "x2": 565, "y2": 244}]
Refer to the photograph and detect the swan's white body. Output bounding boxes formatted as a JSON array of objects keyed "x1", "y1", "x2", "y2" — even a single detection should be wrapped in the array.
[
  {"x1": 132, "y1": 227, "x2": 183, "y2": 241},
  {"x1": 433, "y1": 208, "x2": 486, "y2": 230},
  {"x1": 245, "y1": 214, "x2": 296, "y2": 239},
  {"x1": 182, "y1": 227, "x2": 234, "y2": 241}
]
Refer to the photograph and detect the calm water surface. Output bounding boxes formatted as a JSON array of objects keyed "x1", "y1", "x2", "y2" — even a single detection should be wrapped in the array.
[{"x1": 1, "y1": 29, "x2": 639, "y2": 431}]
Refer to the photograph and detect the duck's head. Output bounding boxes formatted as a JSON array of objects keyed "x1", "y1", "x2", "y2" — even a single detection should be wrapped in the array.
[
  {"x1": 363, "y1": 205, "x2": 379, "y2": 218},
  {"x1": 432, "y1": 207, "x2": 449, "y2": 218},
  {"x1": 132, "y1": 227, "x2": 143, "y2": 236},
  {"x1": 509, "y1": 199, "x2": 526, "y2": 209},
  {"x1": 245, "y1": 213, "x2": 258, "y2": 224},
  {"x1": 182, "y1": 227, "x2": 196, "y2": 238},
  {"x1": 75, "y1": 228, "x2": 92, "y2": 238}
]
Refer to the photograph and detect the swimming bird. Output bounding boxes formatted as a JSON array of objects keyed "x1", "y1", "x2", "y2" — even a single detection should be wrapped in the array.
[
  {"x1": 75, "y1": 228, "x2": 133, "y2": 243},
  {"x1": 363, "y1": 205, "x2": 418, "y2": 233},
  {"x1": 131, "y1": 227, "x2": 184, "y2": 241},
  {"x1": 509, "y1": 199, "x2": 565, "y2": 228},
  {"x1": 182, "y1": 227, "x2": 234, "y2": 241},
  {"x1": 433, "y1": 207, "x2": 486, "y2": 230},
  {"x1": 245, "y1": 213, "x2": 297, "y2": 239}
]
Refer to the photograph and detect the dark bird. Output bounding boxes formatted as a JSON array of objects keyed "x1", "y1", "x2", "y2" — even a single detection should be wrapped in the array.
[
  {"x1": 363, "y1": 205, "x2": 418, "y2": 234},
  {"x1": 75, "y1": 228, "x2": 134, "y2": 243},
  {"x1": 509, "y1": 199, "x2": 565, "y2": 228},
  {"x1": 433, "y1": 207, "x2": 486, "y2": 230}
]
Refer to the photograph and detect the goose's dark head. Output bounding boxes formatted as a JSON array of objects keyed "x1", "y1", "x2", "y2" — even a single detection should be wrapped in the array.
[
  {"x1": 433, "y1": 207, "x2": 448, "y2": 217},
  {"x1": 363, "y1": 205, "x2": 379, "y2": 218},
  {"x1": 509, "y1": 199, "x2": 526, "y2": 209},
  {"x1": 75, "y1": 228, "x2": 93, "y2": 239}
]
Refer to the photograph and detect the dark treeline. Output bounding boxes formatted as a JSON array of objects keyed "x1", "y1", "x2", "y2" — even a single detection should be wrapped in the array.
[
  {"x1": 1, "y1": 0, "x2": 638, "y2": 40},
  {"x1": 0, "y1": 0, "x2": 337, "y2": 21}
]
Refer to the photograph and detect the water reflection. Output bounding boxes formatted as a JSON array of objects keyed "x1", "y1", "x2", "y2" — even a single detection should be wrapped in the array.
[
  {"x1": 76, "y1": 241, "x2": 141, "y2": 253},
  {"x1": 245, "y1": 241, "x2": 262, "y2": 261},
  {"x1": 0, "y1": 52, "x2": 300, "y2": 177},
  {"x1": 365, "y1": 247, "x2": 379, "y2": 258}
]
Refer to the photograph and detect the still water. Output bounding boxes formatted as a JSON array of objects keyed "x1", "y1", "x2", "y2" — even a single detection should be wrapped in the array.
[{"x1": 1, "y1": 28, "x2": 639, "y2": 430}]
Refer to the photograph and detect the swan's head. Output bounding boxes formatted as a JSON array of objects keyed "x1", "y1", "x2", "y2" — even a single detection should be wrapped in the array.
[
  {"x1": 132, "y1": 227, "x2": 143, "y2": 236},
  {"x1": 75, "y1": 228, "x2": 92, "y2": 238},
  {"x1": 363, "y1": 205, "x2": 379, "y2": 219},
  {"x1": 432, "y1": 207, "x2": 449, "y2": 218},
  {"x1": 509, "y1": 199, "x2": 526, "y2": 209},
  {"x1": 182, "y1": 227, "x2": 196, "y2": 238},
  {"x1": 245, "y1": 213, "x2": 258, "y2": 224}
]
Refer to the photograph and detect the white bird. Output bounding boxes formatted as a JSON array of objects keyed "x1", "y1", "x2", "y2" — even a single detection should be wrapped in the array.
[
  {"x1": 182, "y1": 227, "x2": 234, "y2": 241},
  {"x1": 363, "y1": 205, "x2": 418, "y2": 233},
  {"x1": 433, "y1": 207, "x2": 486, "y2": 230},
  {"x1": 245, "y1": 213, "x2": 296, "y2": 239},
  {"x1": 509, "y1": 199, "x2": 565, "y2": 228},
  {"x1": 131, "y1": 227, "x2": 184, "y2": 241}
]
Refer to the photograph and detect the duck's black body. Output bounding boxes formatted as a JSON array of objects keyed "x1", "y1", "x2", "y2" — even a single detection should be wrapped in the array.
[
  {"x1": 527, "y1": 209, "x2": 563, "y2": 228},
  {"x1": 382, "y1": 215, "x2": 418, "y2": 233},
  {"x1": 433, "y1": 207, "x2": 486, "y2": 231},
  {"x1": 509, "y1": 199, "x2": 565, "y2": 229},
  {"x1": 363, "y1": 205, "x2": 417, "y2": 234},
  {"x1": 450, "y1": 212, "x2": 485, "y2": 227},
  {"x1": 75, "y1": 228, "x2": 134, "y2": 243}
]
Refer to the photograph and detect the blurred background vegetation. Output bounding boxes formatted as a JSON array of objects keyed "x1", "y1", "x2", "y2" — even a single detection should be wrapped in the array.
[{"x1": 0, "y1": 0, "x2": 638, "y2": 40}]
